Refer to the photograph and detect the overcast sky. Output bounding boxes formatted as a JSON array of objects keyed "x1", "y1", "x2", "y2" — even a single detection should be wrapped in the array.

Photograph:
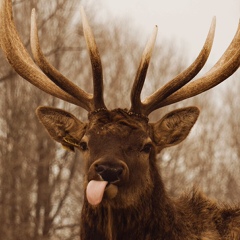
[{"x1": 96, "y1": 0, "x2": 240, "y2": 64}]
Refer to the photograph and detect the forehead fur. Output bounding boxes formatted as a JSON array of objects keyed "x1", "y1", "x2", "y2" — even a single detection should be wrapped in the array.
[{"x1": 87, "y1": 109, "x2": 149, "y2": 137}]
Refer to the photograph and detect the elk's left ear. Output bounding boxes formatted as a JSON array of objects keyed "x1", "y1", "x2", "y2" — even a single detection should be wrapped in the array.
[
  {"x1": 36, "y1": 106, "x2": 87, "y2": 151},
  {"x1": 150, "y1": 107, "x2": 199, "y2": 152}
]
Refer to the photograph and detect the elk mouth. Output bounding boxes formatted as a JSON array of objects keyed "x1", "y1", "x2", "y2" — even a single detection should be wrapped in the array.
[
  {"x1": 86, "y1": 160, "x2": 129, "y2": 206},
  {"x1": 86, "y1": 180, "x2": 119, "y2": 206}
]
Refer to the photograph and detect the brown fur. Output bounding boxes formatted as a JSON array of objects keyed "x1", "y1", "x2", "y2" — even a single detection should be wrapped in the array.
[{"x1": 36, "y1": 107, "x2": 240, "y2": 240}]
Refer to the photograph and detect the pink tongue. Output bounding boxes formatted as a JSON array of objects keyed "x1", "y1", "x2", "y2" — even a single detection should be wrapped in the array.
[{"x1": 86, "y1": 180, "x2": 108, "y2": 206}]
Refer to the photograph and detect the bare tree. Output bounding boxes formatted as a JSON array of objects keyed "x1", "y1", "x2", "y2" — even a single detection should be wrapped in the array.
[{"x1": 0, "y1": 0, "x2": 83, "y2": 239}]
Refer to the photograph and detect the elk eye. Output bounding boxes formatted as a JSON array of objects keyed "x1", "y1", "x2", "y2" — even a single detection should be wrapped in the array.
[
  {"x1": 141, "y1": 143, "x2": 152, "y2": 154},
  {"x1": 79, "y1": 141, "x2": 88, "y2": 151}
]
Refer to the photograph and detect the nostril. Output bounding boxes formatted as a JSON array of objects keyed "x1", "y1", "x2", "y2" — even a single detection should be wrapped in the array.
[
  {"x1": 95, "y1": 164, "x2": 107, "y2": 174},
  {"x1": 116, "y1": 167, "x2": 123, "y2": 177},
  {"x1": 95, "y1": 164, "x2": 124, "y2": 182}
]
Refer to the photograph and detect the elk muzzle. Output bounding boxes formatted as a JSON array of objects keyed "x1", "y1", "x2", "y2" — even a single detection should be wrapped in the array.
[{"x1": 86, "y1": 158, "x2": 129, "y2": 206}]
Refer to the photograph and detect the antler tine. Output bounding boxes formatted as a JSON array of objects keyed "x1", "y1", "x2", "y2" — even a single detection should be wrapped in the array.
[
  {"x1": 80, "y1": 7, "x2": 106, "y2": 110},
  {"x1": 152, "y1": 20, "x2": 240, "y2": 110},
  {"x1": 207, "y1": 20, "x2": 240, "y2": 73},
  {"x1": 0, "y1": 0, "x2": 84, "y2": 108},
  {"x1": 130, "y1": 26, "x2": 158, "y2": 113},
  {"x1": 30, "y1": 9, "x2": 93, "y2": 111},
  {"x1": 142, "y1": 18, "x2": 216, "y2": 115}
]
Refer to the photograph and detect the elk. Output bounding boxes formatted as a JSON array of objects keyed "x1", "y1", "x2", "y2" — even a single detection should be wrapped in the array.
[{"x1": 1, "y1": 0, "x2": 240, "y2": 239}]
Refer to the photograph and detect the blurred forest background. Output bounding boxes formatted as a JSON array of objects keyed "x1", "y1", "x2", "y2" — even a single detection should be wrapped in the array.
[{"x1": 0, "y1": 0, "x2": 239, "y2": 239}]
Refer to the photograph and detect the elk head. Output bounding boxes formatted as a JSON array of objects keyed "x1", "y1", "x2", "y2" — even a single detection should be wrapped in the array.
[{"x1": 0, "y1": 0, "x2": 240, "y2": 208}]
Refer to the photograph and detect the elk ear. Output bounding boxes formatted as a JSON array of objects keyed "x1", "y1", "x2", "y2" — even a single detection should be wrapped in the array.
[
  {"x1": 150, "y1": 107, "x2": 199, "y2": 152},
  {"x1": 36, "y1": 106, "x2": 87, "y2": 151}
]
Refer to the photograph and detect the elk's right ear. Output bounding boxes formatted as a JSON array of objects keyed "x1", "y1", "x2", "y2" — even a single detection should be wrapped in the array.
[
  {"x1": 150, "y1": 107, "x2": 200, "y2": 153},
  {"x1": 36, "y1": 106, "x2": 87, "y2": 151}
]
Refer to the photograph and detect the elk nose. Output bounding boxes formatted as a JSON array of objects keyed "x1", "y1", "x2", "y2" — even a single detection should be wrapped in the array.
[{"x1": 95, "y1": 164, "x2": 123, "y2": 183}]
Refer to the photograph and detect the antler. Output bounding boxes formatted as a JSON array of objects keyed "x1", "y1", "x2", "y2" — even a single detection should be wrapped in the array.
[
  {"x1": 131, "y1": 18, "x2": 240, "y2": 116},
  {"x1": 130, "y1": 25, "x2": 158, "y2": 113},
  {"x1": 0, "y1": 0, "x2": 105, "y2": 112},
  {"x1": 1, "y1": 0, "x2": 239, "y2": 116}
]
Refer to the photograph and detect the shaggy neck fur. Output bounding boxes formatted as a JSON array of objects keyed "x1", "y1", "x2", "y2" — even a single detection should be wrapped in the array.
[{"x1": 80, "y1": 159, "x2": 240, "y2": 240}]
